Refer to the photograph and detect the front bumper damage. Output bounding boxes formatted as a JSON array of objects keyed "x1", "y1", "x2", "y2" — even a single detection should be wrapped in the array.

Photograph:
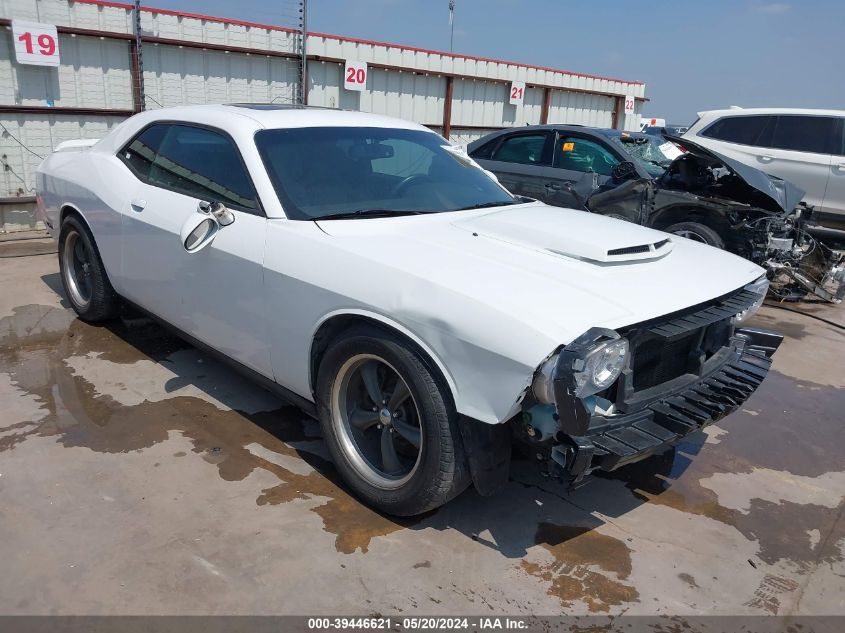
[
  {"x1": 550, "y1": 327, "x2": 781, "y2": 480},
  {"x1": 529, "y1": 287, "x2": 785, "y2": 483}
]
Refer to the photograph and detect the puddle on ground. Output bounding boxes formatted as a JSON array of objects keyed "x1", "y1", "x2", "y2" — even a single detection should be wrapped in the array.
[
  {"x1": 599, "y1": 367, "x2": 845, "y2": 573},
  {"x1": 0, "y1": 304, "x2": 413, "y2": 554},
  {"x1": 520, "y1": 523, "x2": 638, "y2": 612},
  {"x1": 2, "y1": 302, "x2": 844, "y2": 610}
]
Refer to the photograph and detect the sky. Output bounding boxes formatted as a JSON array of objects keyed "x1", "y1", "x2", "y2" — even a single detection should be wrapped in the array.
[{"x1": 146, "y1": 0, "x2": 845, "y2": 124}]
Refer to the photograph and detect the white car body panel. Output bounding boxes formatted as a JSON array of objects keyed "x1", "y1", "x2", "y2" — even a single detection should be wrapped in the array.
[
  {"x1": 37, "y1": 105, "x2": 764, "y2": 425},
  {"x1": 684, "y1": 107, "x2": 845, "y2": 216}
]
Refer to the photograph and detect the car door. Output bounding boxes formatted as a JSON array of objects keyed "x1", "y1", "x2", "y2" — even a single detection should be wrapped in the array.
[
  {"x1": 471, "y1": 131, "x2": 553, "y2": 199},
  {"x1": 693, "y1": 114, "x2": 773, "y2": 167},
  {"x1": 117, "y1": 122, "x2": 272, "y2": 377},
  {"x1": 542, "y1": 132, "x2": 621, "y2": 209},
  {"x1": 822, "y1": 118, "x2": 845, "y2": 224},
  {"x1": 754, "y1": 115, "x2": 836, "y2": 211}
]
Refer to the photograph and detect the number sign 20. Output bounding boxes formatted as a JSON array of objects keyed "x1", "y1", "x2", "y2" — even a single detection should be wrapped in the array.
[
  {"x1": 344, "y1": 60, "x2": 368, "y2": 92},
  {"x1": 12, "y1": 20, "x2": 60, "y2": 68},
  {"x1": 509, "y1": 81, "x2": 525, "y2": 106}
]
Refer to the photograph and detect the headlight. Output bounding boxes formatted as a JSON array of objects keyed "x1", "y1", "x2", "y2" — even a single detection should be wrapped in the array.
[
  {"x1": 574, "y1": 338, "x2": 629, "y2": 397},
  {"x1": 532, "y1": 332, "x2": 629, "y2": 404},
  {"x1": 735, "y1": 275, "x2": 768, "y2": 323}
]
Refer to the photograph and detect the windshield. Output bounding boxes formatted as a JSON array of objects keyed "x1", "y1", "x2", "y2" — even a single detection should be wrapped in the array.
[
  {"x1": 610, "y1": 134, "x2": 681, "y2": 177},
  {"x1": 255, "y1": 127, "x2": 516, "y2": 220}
]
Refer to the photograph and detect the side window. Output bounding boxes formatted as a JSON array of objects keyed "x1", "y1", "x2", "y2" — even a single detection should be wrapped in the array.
[
  {"x1": 554, "y1": 136, "x2": 620, "y2": 176},
  {"x1": 768, "y1": 115, "x2": 837, "y2": 154},
  {"x1": 837, "y1": 118, "x2": 845, "y2": 157},
  {"x1": 119, "y1": 124, "x2": 167, "y2": 180},
  {"x1": 700, "y1": 115, "x2": 772, "y2": 146},
  {"x1": 490, "y1": 134, "x2": 549, "y2": 165},
  {"x1": 468, "y1": 139, "x2": 498, "y2": 160},
  {"x1": 148, "y1": 124, "x2": 259, "y2": 211}
]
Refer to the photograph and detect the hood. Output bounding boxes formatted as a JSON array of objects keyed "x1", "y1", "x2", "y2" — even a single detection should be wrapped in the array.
[
  {"x1": 315, "y1": 202, "x2": 764, "y2": 346},
  {"x1": 452, "y1": 203, "x2": 674, "y2": 263},
  {"x1": 665, "y1": 134, "x2": 806, "y2": 214}
]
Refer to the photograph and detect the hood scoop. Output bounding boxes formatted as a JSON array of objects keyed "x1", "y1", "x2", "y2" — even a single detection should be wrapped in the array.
[{"x1": 454, "y1": 204, "x2": 675, "y2": 264}]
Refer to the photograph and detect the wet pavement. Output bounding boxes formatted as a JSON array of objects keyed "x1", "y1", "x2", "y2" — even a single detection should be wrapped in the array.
[{"x1": 0, "y1": 253, "x2": 843, "y2": 616}]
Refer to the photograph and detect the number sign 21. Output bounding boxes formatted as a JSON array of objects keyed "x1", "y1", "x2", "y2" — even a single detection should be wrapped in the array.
[
  {"x1": 344, "y1": 60, "x2": 368, "y2": 92},
  {"x1": 509, "y1": 81, "x2": 525, "y2": 106},
  {"x1": 12, "y1": 20, "x2": 60, "y2": 67}
]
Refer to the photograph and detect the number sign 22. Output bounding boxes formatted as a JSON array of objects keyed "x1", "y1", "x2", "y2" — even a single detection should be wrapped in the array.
[
  {"x1": 509, "y1": 81, "x2": 525, "y2": 106},
  {"x1": 344, "y1": 60, "x2": 368, "y2": 92},
  {"x1": 12, "y1": 21, "x2": 60, "y2": 67}
]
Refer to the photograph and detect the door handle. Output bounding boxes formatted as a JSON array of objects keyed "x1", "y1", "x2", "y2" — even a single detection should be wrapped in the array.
[
  {"x1": 759, "y1": 155, "x2": 774, "y2": 163},
  {"x1": 130, "y1": 198, "x2": 146, "y2": 212},
  {"x1": 544, "y1": 183, "x2": 562, "y2": 191},
  {"x1": 835, "y1": 163, "x2": 845, "y2": 171}
]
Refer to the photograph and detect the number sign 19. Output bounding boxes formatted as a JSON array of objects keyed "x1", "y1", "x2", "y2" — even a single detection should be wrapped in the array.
[
  {"x1": 509, "y1": 81, "x2": 525, "y2": 106},
  {"x1": 344, "y1": 60, "x2": 368, "y2": 92},
  {"x1": 12, "y1": 20, "x2": 60, "y2": 67}
]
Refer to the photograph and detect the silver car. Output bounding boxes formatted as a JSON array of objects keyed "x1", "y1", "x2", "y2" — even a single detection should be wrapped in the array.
[{"x1": 683, "y1": 108, "x2": 845, "y2": 233}]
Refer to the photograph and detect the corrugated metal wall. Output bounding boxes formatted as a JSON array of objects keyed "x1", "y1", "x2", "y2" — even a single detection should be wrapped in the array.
[
  {"x1": 141, "y1": 44, "x2": 299, "y2": 108},
  {"x1": 0, "y1": 31, "x2": 133, "y2": 108},
  {"x1": 0, "y1": 0, "x2": 645, "y2": 232},
  {"x1": 547, "y1": 90, "x2": 616, "y2": 128}
]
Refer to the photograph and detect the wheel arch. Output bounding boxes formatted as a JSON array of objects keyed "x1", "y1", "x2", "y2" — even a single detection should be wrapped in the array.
[
  {"x1": 309, "y1": 310, "x2": 459, "y2": 410},
  {"x1": 649, "y1": 204, "x2": 729, "y2": 235},
  {"x1": 59, "y1": 203, "x2": 90, "y2": 232},
  {"x1": 57, "y1": 203, "x2": 120, "y2": 291}
]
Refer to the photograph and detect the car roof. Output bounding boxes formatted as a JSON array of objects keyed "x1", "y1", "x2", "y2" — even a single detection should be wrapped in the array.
[
  {"x1": 466, "y1": 124, "x2": 656, "y2": 149},
  {"x1": 95, "y1": 104, "x2": 437, "y2": 156},
  {"x1": 133, "y1": 104, "x2": 431, "y2": 133},
  {"x1": 697, "y1": 107, "x2": 845, "y2": 118}
]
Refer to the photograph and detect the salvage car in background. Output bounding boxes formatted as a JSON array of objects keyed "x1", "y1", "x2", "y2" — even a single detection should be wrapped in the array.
[
  {"x1": 469, "y1": 126, "x2": 845, "y2": 302},
  {"x1": 683, "y1": 108, "x2": 845, "y2": 232},
  {"x1": 38, "y1": 105, "x2": 781, "y2": 516}
]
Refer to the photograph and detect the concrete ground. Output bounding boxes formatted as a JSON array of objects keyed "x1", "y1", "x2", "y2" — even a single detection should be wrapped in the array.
[{"x1": 1, "y1": 249, "x2": 843, "y2": 616}]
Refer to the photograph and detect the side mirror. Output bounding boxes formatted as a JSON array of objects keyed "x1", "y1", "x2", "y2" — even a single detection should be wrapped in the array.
[
  {"x1": 181, "y1": 215, "x2": 219, "y2": 253},
  {"x1": 611, "y1": 161, "x2": 638, "y2": 181}
]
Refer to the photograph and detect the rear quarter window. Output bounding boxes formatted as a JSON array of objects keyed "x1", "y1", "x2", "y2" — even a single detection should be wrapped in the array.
[
  {"x1": 700, "y1": 115, "x2": 772, "y2": 146},
  {"x1": 768, "y1": 115, "x2": 838, "y2": 154}
]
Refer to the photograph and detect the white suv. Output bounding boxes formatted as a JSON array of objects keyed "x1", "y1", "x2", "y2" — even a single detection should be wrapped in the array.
[{"x1": 683, "y1": 108, "x2": 845, "y2": 231}]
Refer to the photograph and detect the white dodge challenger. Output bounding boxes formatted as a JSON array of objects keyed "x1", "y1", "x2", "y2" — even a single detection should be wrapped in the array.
[{"x1": 36, "y1": 104, "x2": 781, "y2": 515}]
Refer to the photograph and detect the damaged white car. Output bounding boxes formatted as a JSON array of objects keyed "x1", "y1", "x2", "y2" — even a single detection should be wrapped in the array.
[{"x1": 37, "y1": 105, "x2": 782, "y2": 516}]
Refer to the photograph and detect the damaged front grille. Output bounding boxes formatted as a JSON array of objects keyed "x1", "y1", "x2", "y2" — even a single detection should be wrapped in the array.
[
  {"x1": 632, "y1": 330, "x2": 698, "y2": 391},
  {"x1": 622, "y1": 287, "x2": 760, "y2": 397}
]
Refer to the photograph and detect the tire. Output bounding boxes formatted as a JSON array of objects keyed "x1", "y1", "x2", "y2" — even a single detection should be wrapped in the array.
[
  {"x1": 665, "y1": 221, "x2": 725, "y2": 249},
  {"x1": 58, "y1": 214, "x2": 120, "y2": 322},
  {"x1": 316, "y1": 325, "x2": 470, "y2": 516}
]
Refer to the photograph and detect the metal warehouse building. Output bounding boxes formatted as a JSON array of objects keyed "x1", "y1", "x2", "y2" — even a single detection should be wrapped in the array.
[{"x1": 0, "y1": 0, "x2": 646, "y2": 232}]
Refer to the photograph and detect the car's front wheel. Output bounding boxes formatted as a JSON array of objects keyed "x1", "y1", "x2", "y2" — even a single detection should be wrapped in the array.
[
  {"x1": 665, "y1": 221, "x2": 725, "y2": 249},
  {"x1": 58, "y1": 215, "x2": 119, "y2": 321},
  {"x1": 316, "y1": 326, "x2": 470, "y2": 516}
]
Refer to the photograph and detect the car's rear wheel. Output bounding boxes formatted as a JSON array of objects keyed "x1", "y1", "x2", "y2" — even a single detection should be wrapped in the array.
[
  {"x1": 665, "y1": 221, "x2": 725, "y2": 249},
  {"x1": 58, "y1": 215, "x2": 119, "y2": 322},
  {"x1": 316, "y1": 325, "x2": 470, "y2": 516}
]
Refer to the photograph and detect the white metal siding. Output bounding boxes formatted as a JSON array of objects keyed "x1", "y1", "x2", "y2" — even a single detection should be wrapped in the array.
[
  {"x1": 547, "y1": 90, "x2": 616, "y2": 128},
  {"x1": 361, "y1": 68, "x2": 445, "y2": 126},
  {"x1": 0, "y1": 30, "x2": 133, "y2": 109},
  {"x1": 0, "y1": 113, "x2": 119, "y2": 197},
  {"x1": 0, "y1": 0, "x2": 646, "y2": 232},
  {"x1": 142, "y1": 44, "x2": 299, "y2": 109}
]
